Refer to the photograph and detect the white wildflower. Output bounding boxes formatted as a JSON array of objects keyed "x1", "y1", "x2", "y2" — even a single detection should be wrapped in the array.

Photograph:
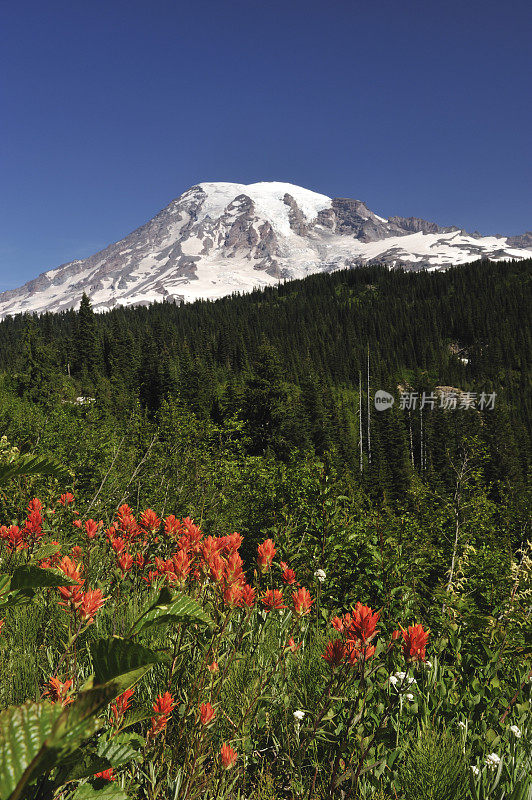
[
  {"x1": 293, "y1": 710, "x2": 305, "y2": 721},
  {"x1": 485, "y1": 753, "x2": 501, "y2": 770},
  {"x1": 389, "y1": 675, "x2": 399, "y2": 686},
  {"x1": 458, "y1": 721, "x2": 467, "y2": 729},
  {"x1": 471, "y1": 765, "x2": 480, "y2": 777},
  {"x1": 509, "y1": 725, "x2": 522, "y2": 738},
  {"x1": 405, "y1": 693, "x2": 415, "y2": 702},
  {"x1": 314, "y1": 569, "x2": 326, "y2": 583}
]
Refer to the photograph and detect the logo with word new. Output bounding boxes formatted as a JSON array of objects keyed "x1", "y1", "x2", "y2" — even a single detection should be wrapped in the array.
[{"x1": 374, "y1": 390, "x2": 394, "y2": 411}]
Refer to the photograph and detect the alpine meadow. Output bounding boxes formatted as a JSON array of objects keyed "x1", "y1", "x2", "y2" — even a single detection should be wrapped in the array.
[{"x1": 0, "y1": 258, "x2": 530, "y2": 799}]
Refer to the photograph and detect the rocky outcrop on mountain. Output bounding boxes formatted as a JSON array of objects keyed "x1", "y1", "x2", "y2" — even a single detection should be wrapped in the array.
[
  {"x1": 1, "y1": 181, "x2": 530, "y2": 318},
  {"x1": 506, "y1": 231, "x2": 532, "y2": 249},
  {"x1": 387, "y1": 216, "x2": 460, "y2": 236}
]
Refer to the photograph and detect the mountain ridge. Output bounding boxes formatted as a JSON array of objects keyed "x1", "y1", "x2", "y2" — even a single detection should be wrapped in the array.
[{"x1": 1, "y1": 180, "x2": 531, "y2": 318}]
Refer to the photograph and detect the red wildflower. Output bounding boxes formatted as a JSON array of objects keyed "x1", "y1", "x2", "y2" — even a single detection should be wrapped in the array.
[
  {"x1": 23, "y1": 509, "x2": 43, "y2": 543},
  {"x1": 116, "y1": 504, "x2": 134, "y2": 530},
  {"x1": 43, "y1": 677, "x2": 73, "y2": 706},
  {"x1": 220, "y1": 743, "x2": 238, "y2": 770},
  {"x1": 199, "y1": 702, "x2": 216, "y2": 725},
  {"x1": 111, "y1": 688, "x2": 134, "y2": 725},
  {"x1": 59, "y1": 492, "x2": 75, "y2": 505},
  {"x1": 148, "y1": 714, "x2": 168, "y2": 739},
  {"x1": 0, "y1": 619, "x2": 4, "y2": 635},
  {"x1": 95, "y1": 769, "x2": 115, "y2": 781},
  {"x1": 346, "y1": 603, "x2": 380, "y2": 643},
  {"x1": 286, "y1": 637, "x2": 301, "y2": 653},
  {"x1": 117, "y1": 552, "x2": 134, "y2": 574},
  {"x1": 323, "y1": 640, "x2": 346, "y2": 668},
  {"x1": 77, "y1": 589, "x2": 107, "y2": 624},
  {"x1": 240, "y1": 584, "x2": 256, "y2": 607},
  {"x1": 27, "y1": 498, "x2": 43, "y2": 514},
  {"x1": 223, "y1": 583, "x2": 243, "y2": 608},
  {"x1": 58, "y1": 555, "x2": 84, "y2": 582},
  {"x1": 209, "y1": 553, "x2": 225, "y2": 583},
  {"x1": 221, "y1": 532, "x2": 243, "y2": 553},
  {"x1": 70, "y1": 545, "x2": 83, "y2": 559},
  {"x1": 84, "y1": 519, "x2": 101, "y2": 540},
  {"x1": 72, "y1": 519, "x2": 82, "y2": 529},
  {"x1": 292, "y1": 587, "x2": 313, "y2": 616},
  {"x1": 261, "y1": 589, "x2": 286, "y2": 612},
  {"x1": 164, "y1": 515, "x2": 182, "y2": 538},
  {"x1": 4, "y1": 526, "x2": 26, "y2": 552},
  {"x1": 58, "y1": 582, "x2": 84, "y2": 611},
  {"x1": 207, "y1": 661, "x2": 219, "y2": 673},
  {"x1": 172, "y1": 550, "x2": 191, "y2": 583},
  {"x1": 140, "y1": 508, "x2": 160, "y2": 533},
  {"x1": 346, "y1": 640, "x2": 376, "y2": 664},
  {"x1": 331, "y1": 615, "x2": 344, "y2": 632},
  {"x1": 257, "y1": 539, "x2": 276, "y2": 572},
  {"x1": 201, "y1": 535, "x2": 220, "y2": 563},
  {"x1": 401, "y1": 624, "x2": 430, "y2": 662},
  {"x1": 224, "y1": 551, "x2": 244, "y2": 585},
  {"x1": 153, "y1": 691, "x2": 175, "y2": 717},
  {"x1": 111, "y1": 537, "x2": 126, "y2": 555},
  {"x1": 281, "y1": 563, "x2": 297, "y2": 585},
  {"x1": 179, "y1": 517, "x2": 203, "y2": 551},
  {"x1": 57, "y1": 556, "x2": 85, "y2": 610}
]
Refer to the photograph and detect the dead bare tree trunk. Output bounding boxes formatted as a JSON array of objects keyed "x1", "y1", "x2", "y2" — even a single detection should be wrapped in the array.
[{"x1": 359, "y1": 371, "x2": 363, "y2": 473}]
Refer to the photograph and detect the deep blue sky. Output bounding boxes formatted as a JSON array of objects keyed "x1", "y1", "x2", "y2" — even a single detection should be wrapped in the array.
[{"x1": 1, "y1": 0, "x2": 531, "y2": 291}]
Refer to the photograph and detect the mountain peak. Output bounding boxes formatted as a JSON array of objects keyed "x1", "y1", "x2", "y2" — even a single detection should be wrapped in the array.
[{"x1": 1, "y1": 181, "x2": 530, "y2": 318}]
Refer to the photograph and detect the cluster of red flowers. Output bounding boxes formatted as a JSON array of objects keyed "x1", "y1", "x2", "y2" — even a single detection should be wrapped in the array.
[
  {"x1": 400, "y1": 623, "x2": 430, "y2": 662},
  {"x1": 43, "y1": 677, "x2": 73, "y2": 707},
  {"x1": 220, "y1": 742, "x2": 238, "y2": 769},
  {"x1": 56, "y1": 555, "x2": 107, "y2": 625},
  {"x1": 323, "y1": 604, "x2": 430, "y2": 669},
  {"x1": 148, "y1": 691, "x2": 175, "y2": 739},
  {"x1": 94, "y1": 768, "x2": 115, "y2": 781},
  {"x1": 199, "y1": 701, "x2": 216, "y2": 726},
  {"x1": 0, "y1": 498, "x2": 44, "y2": 552},
  {"x1": 323, "y1": 603, "x2": 380, "y2": 668},
  {"x1": 111, "y1": 688, "x2": 135, "y2": 726}
]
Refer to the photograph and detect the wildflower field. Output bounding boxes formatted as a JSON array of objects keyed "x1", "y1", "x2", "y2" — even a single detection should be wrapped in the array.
[
  {"x1": 0, "y1": 262, "x2": 530, "y2": 798},
  {"x1": 0, "y1": 487, "x2": 530, "y2": 800}
]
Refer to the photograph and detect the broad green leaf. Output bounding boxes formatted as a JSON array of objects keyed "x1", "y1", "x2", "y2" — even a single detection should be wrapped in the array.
[
  {"x1": 10, "y1": 565, "x2": 78, "y2": 590},
  {"x1": 129, "y1": 591, "x2": 212, "y2": 635},
  {"x1": 90, "y1": 637, "x2": 164, "y2": 686},
  {"x1": 0, "y1": 588, "x2": 35, "y2": 612},
  {"x1": 0, "y1": 684, "x2": 118, "y2": 800},
  {"x1": 97, "y1": 732, "x2": 145, "y2": 766},
  {"x1": 0, "y1": 453, "x2": 71, "y2": 486},
  {"x1": 33, "y1": 543, "x2": 62, "y2": 561},
  {"x1": 0, "y1": 701, "x2": 63, "y2": 800},
  {"x1": 72, "y1": 784, "x2": 129, "y2": 799},
  {"x1": 118, "y1": 708, "x2": 152, "y2": 730},
  {"x1": 53, "y1": 722, "x2": 144, "y2": 786},
  {"x1": 53, "y1": 749, "x2": 111, "y2": 785}
]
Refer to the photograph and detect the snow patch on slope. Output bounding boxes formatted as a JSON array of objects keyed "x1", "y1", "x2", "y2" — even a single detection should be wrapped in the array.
[{"x1": 197, "y1": 181, "x2": 331, "y2": 235}]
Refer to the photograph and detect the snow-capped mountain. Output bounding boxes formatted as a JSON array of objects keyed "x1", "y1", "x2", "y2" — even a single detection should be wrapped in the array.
[{"x1": 1, "y1": 181, "x2": 531, "y2": 318}]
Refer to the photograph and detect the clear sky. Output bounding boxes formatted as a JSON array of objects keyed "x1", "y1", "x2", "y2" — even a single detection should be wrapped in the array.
[{"x1": 1, "y1": 0, "x2": 531, "y2": 291}]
